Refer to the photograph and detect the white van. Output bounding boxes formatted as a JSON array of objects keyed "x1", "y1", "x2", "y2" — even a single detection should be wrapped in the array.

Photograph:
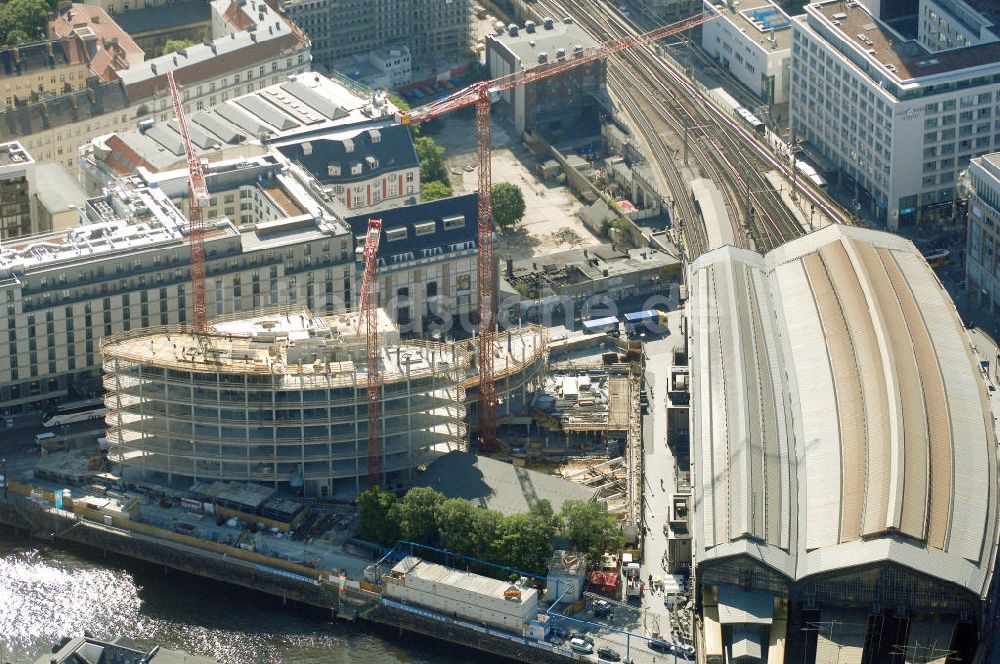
[{"x1": 34, "y1": 432, "x2": 56, "y2": 445}]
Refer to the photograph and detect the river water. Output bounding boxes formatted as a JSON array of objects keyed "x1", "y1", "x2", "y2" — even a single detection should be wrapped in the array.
[{"x1": 0, "y1": 529, "x2": 489, "y2": 664}]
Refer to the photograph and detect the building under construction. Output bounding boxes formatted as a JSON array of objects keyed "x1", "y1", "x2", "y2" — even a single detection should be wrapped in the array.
[{"x1": 101, "y1": 307, "x2": 469, "y2": 498}]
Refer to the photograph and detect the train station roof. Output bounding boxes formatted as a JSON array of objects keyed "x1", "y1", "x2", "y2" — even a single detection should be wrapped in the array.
[{"x1": 689, "y1": 224, "x2": 1000, "y2": 598}]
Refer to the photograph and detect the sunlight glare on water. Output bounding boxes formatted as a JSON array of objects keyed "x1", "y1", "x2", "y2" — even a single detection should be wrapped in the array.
[{"x1": 0, "y1": 530, "x2": 473, "y2": 664}]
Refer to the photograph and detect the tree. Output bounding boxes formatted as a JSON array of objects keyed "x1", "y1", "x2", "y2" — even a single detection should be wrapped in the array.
[
  {"x1": 414, "y1": 135, "x2": 449, "y2": 186},
  {"x1": 559, "y1": 500, "x2": 625, "y2": 563},
  {"x1": 436, "y1": 498, "x2": 479, "y2": 554},
  {"x1": 397, "y1": 487, "x2": 444, "y2": 545},
  {"x1": 0, "y1": 0, "x2": 50, "y2": 45},
  {"x1": 494, "y1": 513, "x2": 555, "y2": 576},
  {"x1": 421, "y1": 180, "x2": 452, "y2": 201},
  {"x1": 163, "y1": 39, "x2": 195, "y2": 56},
  {"x1": 491, "y1": 183, "x2": 526, "y2": 231},
  {"x1": 355, "y1": 487, "x2": 400, "y2": 545},
  {"x1": 468, "y1": 508, "x2": 504, "y2": 561}
]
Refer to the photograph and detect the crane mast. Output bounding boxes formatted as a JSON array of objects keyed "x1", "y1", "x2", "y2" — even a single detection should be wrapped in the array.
[
  {"x1": 399, "y1": 12, "x2": 715, "y2": 452},
  {"x1": 358, "y1": 219, "x2": 383, "y2": 488},
  {"x1": 167, "y1": 71, "x2": 209, "y2": 332}
]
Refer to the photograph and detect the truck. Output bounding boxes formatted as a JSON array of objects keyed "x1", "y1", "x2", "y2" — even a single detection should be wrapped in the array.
[{"x1": 624, "y1": 561, "x2": 643, "y2": 599}]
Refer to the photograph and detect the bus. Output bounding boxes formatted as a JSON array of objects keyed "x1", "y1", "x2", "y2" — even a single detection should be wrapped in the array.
[
  {"x1": 42, "y1": 398, "x2": 108, "y2": 428},
  {"x1": 583, "y1": 316, "x2": 621, "y2": 335},
  {"x1": 624, "y1": 310, "x2": 668, "y2": 335},
  {"x1": 923, "y1": 248, "x2": 950, "y2": 268}
]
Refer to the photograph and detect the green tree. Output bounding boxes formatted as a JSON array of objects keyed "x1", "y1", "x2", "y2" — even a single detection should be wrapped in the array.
[
  {"x1": 494, "y1": 513, "x2": 555, "y2": 576},
  {"x1": 559, "y1": 500, "x2": 625, "y2": 563},
  {"x1": 491, "y1": 182, "x2": 526, "y2": 231},
  {"x1": 529, "y1": 499, "x2": 561, "y2": 531},
  {"x1": 414, "y1": 135, "x2": 449, "y2": 186},
  {"x1": 436, "y1": 498, "x2": 479, "y2": 554},
  {"x1": 397, "y1": 487, "x2": 444, "y2": 544},
  {"x1": 0, "y1": 0, "x2": 50, "y2": 44},
  {"x1": 421, "y1": 180, "x2": 452, "y2": 201},
  {"x1": 468, "y1": 508, "x2": 504, "y2": 561},
  {"x1": 355, "y1": 487, "x2": 400, "y2": 545},
  {"x1": 162, "y1": 39, "x2": 195, "y2": 55}
]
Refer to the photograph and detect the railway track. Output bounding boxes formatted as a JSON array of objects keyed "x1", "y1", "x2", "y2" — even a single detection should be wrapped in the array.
[{"x1": 526, "y1": 0, "x2": 852, "y2": 256}]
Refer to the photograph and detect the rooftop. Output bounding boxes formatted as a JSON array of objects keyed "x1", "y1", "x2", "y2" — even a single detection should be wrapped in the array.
[
  {"x1": 112, "y1": 0, "x2": 212, "y2": 34},
  {"x1": 390, "y1": 556, "x2": 539, "y2": 605},
  {"x1": 33, "y1": 163, "x2": 87, "y2": 214},
  {"x1": 690, "y1": 224, "x2": 999, "y2": 598},
  {"x1": 0, "y1": 79, "x2": 130, "y2": 144},
  {"x1": 0, "y1": 40, "x2": 76, "y2": 78},
  {"x1": 488, "y1": 16, "x2": 598, "y2": 66},
  {"x1": 0, "y1": 141, "x2": 33, "y2": 168},
  {"x1": 50, "y1": 4, "x2": 145, "y2": 82},
  {"x1": 35, "y1": 636, "x2": 216, "y2": 664},
  {"x1": 100, "y1": 307, "x2": 469, "y2": 388},
  {"x1": 118, "y1": 0, "x2": 307, "y2": 101},
  {"x1": 805, "y1": 0, "x2": 1000, "y2": 83},
  {"x1": 713, "y1": 1, "x2": 793, "y2": 52},
  {"x1": 510, "y1": 243, "x2": 679, "y2": 287},
  {"x1": 89, "y1": 73, "x2": 397, "y2": 174},
  {"x1": 411, "y1": 450, "x2": 597, "y2": 516}
]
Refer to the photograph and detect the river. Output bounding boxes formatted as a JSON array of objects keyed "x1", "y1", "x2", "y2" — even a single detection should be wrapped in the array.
[{"x1": 0, "y1": 528, "x2": 493, "y2": 664}]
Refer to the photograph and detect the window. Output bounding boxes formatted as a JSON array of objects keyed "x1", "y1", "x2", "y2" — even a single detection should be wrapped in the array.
[
  {"x1": 387, "y1": 227, "x2": 408, "y2": 242},
  {"x1": 443, "y1": 215, "x2": 465, "y2": 230},
  {"x1": 414, "y1": 221, "x2": 435, "y2": 236}
]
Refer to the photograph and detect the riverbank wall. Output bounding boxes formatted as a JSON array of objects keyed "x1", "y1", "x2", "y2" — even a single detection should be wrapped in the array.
[{"x1": 0, "y1": 494, "x2": 575, "y2": 664}]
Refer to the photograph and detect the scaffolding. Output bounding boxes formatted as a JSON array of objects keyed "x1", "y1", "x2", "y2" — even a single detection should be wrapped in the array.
[{"x1": 101, "y1": 307, "x2": 470, "y2": 497}]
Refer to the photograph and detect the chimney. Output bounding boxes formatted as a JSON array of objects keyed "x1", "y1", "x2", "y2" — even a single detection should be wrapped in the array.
[{"x1": 91, "y1": 14, "x2": 100, "y2": 23}]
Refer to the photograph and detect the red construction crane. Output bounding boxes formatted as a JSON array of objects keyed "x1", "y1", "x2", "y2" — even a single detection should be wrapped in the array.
[
  {"x1": 167, "y1": 70, "x2": 209, "y2": 332},
  {"x1": 357, "y1": 219, "x2": 384, "y2": 488},
  {"x1": 400, "y1": 12, "x2": 715, "y2": 451}
]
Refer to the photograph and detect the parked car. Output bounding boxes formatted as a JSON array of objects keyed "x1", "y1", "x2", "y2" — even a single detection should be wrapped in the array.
[
  {"x1": 549, "y1": 636, "x2": 564, "y2": 647},
  {"x1": 593, "y1": 599, "x2": 613, "y2": 618},
  {"x1": 570, "y1": 638, "x2": 594, "y2": 654},
  {"x1": 649, "y1": 638, "x2": 672, "y2": 652},
  {"x1": 597, "y1": 647, "x2": 621, "y2": 661}
]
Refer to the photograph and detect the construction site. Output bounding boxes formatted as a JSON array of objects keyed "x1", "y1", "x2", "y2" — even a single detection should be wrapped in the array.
[{"x1": 100, "y1": 306, "x2": 557, "y2": 499}]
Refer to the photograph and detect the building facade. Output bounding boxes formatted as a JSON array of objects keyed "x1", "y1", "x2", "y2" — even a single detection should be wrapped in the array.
[
  {"x1": 486, "y1": 17, "x2": 605, "y2": 136},
  {"x1": 0, "y1": 0, "x2": 310, "y2": 174},
  {"x1": 0, "y1": 148, "x2": 479, "y2": 415},
  {"x1": 0, "y1": 141, "x2": 36, "y2": 240},
  {"x1": 789, "y1": 0, "x2": 1000, "y2": 228},
  {"x1": 701, "y1": 0, "x2": 792, "y2": 106},
  {"x1": 102, "y1": 308, "x2": 469, "y2": 497},
  {"x1": 966, "y1": 152, "x2": 1000, "y2": 312},
  {"x1": 279, "y1": 0, "x2": 471, "y2": 68}
]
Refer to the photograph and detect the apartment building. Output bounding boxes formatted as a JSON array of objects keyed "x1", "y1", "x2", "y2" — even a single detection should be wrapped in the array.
[
  {"x1": 0, "y1": 41, "x2": 92, "y2": 109},
  {"x1": 0, "y1": 148, "x2": 479, "y2": 415},
  {"x1": 486, "y1": 17, "x2": 605, "y2": 135},
  {"x1": 50, "y1": 3, "x2": 145, "y2": 82},
  {"x1": 966, "y1": 152, "x2": 1000, "y2": 312},
  {"x1": 789, "y1": 0, "x2": 1000, "y2": 228},
  {"x1": 280, "y1": 0, "x2": 472, "y2": 67},
  {"x1": 0, "y1": 0, "x2": 310, "y2": 174},
  {"x1": 702, "y1": 0, "x2": 792, "y2": 106}
]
